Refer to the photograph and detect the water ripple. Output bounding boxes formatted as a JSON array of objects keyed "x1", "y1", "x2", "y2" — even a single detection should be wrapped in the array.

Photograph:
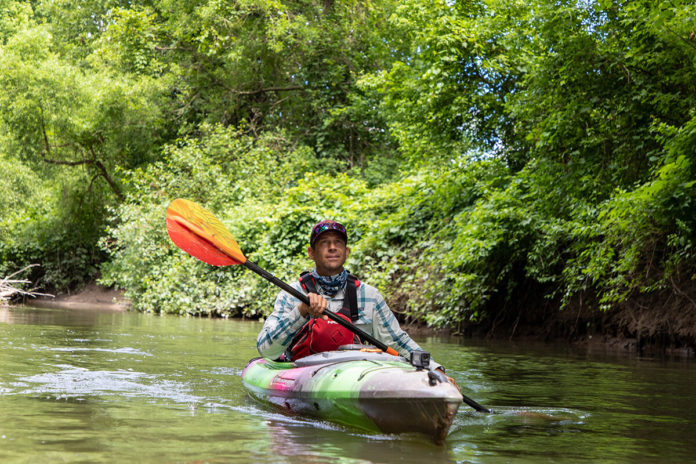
[
  {"x1": 14, "y1": 364, "x2": 202, "y2": 404},
  {"x1": 38, "y1": 346, "x2": 152, "y2": 356}
]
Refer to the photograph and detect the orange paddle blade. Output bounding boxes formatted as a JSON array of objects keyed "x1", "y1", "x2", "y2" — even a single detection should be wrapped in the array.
[{"x1": 166, "y1": 199, "x2": 247, "y2": 266}]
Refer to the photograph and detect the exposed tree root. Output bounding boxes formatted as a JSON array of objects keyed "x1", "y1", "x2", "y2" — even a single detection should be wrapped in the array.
[{"x1": 0, "y1": 265, "x2": 54, "y2": 305}]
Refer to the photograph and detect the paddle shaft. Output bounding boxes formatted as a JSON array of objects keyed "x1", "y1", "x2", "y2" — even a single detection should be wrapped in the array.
[
  {"x1": 463, "y1": 396, "x2": 491, "y2": 413},
  {"x1": 243, "y1": 260, "x2": 397, "y2": 355}
]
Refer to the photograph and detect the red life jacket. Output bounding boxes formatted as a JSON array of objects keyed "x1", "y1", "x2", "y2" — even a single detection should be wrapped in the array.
[{"x1": 284, "y1": 272, "x2": 361, "y2": 361}]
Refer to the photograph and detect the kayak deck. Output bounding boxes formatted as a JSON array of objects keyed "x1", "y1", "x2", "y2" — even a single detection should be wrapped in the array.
[{"x1": 242, "y1": 350, "x2": 463, "y2": 443}]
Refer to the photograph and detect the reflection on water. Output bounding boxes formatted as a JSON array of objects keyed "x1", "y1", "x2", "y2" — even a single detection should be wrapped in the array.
[
  {"x1": 262, "y1": 419, "x2": 460, "y2": 464},
  {"x1": 1, "y1": 306, "x2": 695, "y2": 463}
]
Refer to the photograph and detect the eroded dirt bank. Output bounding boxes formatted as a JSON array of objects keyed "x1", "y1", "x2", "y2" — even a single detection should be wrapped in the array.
[
  {"x1": 27, "y1": 282, "x2": 129, "y2": 311},
  {"x1": 465, "y1": 284, "x2": 696, "y2": 357}
]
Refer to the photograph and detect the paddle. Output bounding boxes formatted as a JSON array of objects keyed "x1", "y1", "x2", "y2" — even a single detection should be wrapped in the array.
[{"x1": 165, "y1": 198, "x2": 399, "y2": 356}]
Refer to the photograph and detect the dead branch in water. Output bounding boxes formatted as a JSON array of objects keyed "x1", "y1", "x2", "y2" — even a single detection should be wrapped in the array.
[{"x1": 0, "y1": 265, "x2": 54, "y2": 305}]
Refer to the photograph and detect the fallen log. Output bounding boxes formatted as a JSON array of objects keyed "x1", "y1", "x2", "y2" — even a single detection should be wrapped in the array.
[{"x1": 0, "y1": 264, "x2": 54, "y2": 305}]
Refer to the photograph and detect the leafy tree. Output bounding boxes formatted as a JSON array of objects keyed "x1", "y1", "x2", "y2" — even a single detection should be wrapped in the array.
[
  {"x1": 143, "y1": 0, "x2": 399, "y2": 165},
  {"x1": 0, "y1": 5, "x2": 168, "y2": 288},
  {"x1": 359, "y1": 0, "x2": 533, "y2": 166}
]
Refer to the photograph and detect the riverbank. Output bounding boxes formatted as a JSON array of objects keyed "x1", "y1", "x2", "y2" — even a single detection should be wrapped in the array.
[
  {"x1": 23, "y1": 281, "x2": 696, "y2": 357},
  {"x1": 28, "y1": 282, "x2": 129, "y2": 312},
  {"x1": 463, "y1": 286, "x2": 696, "y2": 358}
]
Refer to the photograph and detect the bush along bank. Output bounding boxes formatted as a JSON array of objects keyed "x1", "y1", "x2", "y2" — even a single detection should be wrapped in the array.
[{"x1": 98, "y1": 136, "x2": 696, "y2": 353}]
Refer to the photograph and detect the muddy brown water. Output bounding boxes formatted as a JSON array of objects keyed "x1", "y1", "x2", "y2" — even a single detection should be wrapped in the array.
[{"x1": 1, "y1": 306, "x2": 694, "y2": 463}]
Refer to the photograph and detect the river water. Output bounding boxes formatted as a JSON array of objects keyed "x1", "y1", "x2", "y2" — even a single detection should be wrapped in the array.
[{"x1": 1, "y1": 306, "x2": 694, "y2": 463}]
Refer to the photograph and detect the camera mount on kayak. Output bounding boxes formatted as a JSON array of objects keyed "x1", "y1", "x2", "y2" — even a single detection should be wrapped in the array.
[
  {"x1": 410, "y1": 350, "x2": 430, "y2": 370},
  {"x1": 410, "y1": 350, "x2": 447, "y2": 386}
]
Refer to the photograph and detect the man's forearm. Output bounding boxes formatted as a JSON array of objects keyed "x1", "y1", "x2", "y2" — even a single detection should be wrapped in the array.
[{"x1": 256, "y1": 294, "x2": 308, "y2": 358}]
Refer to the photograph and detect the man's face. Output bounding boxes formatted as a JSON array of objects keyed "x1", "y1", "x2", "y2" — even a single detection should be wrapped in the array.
[{"x1": 308, "y1": 231, "x2": 349, "y2": 276}]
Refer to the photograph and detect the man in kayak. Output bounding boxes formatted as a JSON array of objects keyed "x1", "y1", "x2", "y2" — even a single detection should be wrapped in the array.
[{"x1": 257, "y1": 220, "x2": 442, "y2": 370}]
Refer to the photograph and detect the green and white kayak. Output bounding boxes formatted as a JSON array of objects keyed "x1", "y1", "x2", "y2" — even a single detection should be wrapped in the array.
[{"x1": 241, "y1": 349, "x2": 463, "y2": 443}]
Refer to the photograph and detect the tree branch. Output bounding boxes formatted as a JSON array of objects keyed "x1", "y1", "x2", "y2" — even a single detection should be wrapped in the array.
[
  {"x1": 230, "y1": 85, "x2": 304, "y2": 95},
  {"x1": 41, "y1": 157, "x2": 90, "y2": 167},
  {"x1": 89, "y1": 145, "x2": 125, "y2": 201},
  {"x1": 37, "y1": 104, "x2": 124, "y2": 202},
  {"x1": 39, "y1": 104, "x2": 90, "y2": 166},
  {"x1": 1, "y1": 265, "x2": 54, "y2": 304}
]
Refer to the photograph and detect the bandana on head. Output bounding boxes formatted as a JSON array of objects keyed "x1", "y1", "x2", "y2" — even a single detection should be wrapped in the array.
[{"x1": 311, "y1": 269, "x2": 348, "y2": 297}]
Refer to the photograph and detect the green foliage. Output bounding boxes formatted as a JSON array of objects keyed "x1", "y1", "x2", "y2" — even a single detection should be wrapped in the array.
[
  {"x1": 0, "y1": 155, "x2": 105, "y2": 289},
  {"x1": 563, "y1": 118, "x2": 696, "y2": 309},
  {"x1": 1, "y1": 0, "x2": 695, "y2": 339},
  {"x1": 129, "y1": 0, "x2": 401, "y2": 165},
  {"x1": 89, "y1": 6, "x2": 166, "y2": 75},
  {"x1": 0, "y1": 4, "x2": 168, "y2": 288},
  {"x1": 0, "y1": 26, "x2": 166, "y2": 168},
  {"x1": 359, "y1": 0, "x2": 533, "y2": 165},
  {"x1": 0, "y1": 1, "x2": 34, "y2": 43},
  {"x1": 99, "y1": 125, "x2": 321, "y2": 315}
]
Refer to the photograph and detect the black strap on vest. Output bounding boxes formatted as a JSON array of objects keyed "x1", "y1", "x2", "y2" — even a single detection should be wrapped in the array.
[
  {"x1": 299, "y1": 271, "x2": 359, "y2": 322},
  {"x1": 280, "y1": 272, "x2": 361, "y2": 361}
]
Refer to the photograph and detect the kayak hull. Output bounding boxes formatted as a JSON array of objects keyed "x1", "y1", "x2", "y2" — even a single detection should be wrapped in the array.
[{"x1": 241, "y1": 351, "x2": 463, "y2": 443}]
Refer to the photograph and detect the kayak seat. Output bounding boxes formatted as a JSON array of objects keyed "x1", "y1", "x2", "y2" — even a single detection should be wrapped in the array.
[{"x1": 293, "y1": 350, "x2": 403, "y2": 367}]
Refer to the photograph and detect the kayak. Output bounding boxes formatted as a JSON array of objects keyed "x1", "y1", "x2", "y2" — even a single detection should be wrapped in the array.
[{"x1": 241, "y1": 349, "x2": 463, "y2": 443}]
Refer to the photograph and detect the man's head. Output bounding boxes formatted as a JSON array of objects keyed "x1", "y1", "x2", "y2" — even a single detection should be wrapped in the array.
[{"x1": 308, "y1": 220, "x2": 349, "y2": 276}]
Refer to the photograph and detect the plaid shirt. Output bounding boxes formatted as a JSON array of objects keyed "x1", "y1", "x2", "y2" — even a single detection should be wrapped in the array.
[{"x1": 256, "y1": 280, "x2": 441, "y2": 369}]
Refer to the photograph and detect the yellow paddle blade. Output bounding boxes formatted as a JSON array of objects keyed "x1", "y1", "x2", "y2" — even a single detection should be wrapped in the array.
[{"x1": 166, "y1": 199, "x2": 247, "y2": 266}]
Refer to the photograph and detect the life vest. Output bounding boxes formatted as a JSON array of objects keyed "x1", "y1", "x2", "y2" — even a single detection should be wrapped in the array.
[{"x1": 283, "y1": 272, "x2": 361, "y2": 361}]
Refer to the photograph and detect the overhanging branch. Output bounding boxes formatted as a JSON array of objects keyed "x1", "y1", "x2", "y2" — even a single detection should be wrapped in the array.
[
  {"x1": 230, "y1": 85, "x2": 304, "y2": 95},
  {"x1": 38, "y1": 104, "x2": 124, "y2": 201}
]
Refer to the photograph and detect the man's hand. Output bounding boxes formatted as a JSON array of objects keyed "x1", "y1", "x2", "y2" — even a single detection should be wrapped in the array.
[
  {"x1": 298, "y1": 292, "x2": 328, "y2": 320},
  {"x1": 436, "y1": 366, "x2": 461, "y2": 393}
]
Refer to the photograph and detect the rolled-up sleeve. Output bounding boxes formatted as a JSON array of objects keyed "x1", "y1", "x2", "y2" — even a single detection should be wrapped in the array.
[
  {"x1": 372, "y1": 294, "x2": 421, "y2": 356},
  {"x1": 369, "y1": 288, "x2": 442, "y2": 371}
]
